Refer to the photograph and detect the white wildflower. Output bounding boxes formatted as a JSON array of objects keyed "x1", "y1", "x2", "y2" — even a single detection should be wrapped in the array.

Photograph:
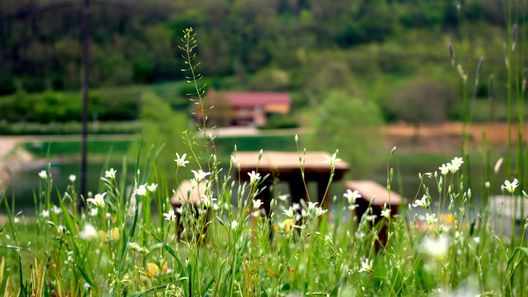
[
  {"x1": 57, "y1": 225, "x2": 66, "y2": 234},
  {"x1": 147, "y1": 183, "x2": 158, "y2": 192},
  {"x1": 104, "y1": 168, "x2": 117, "y2": 179},
  {"x1": 253, "y1": 199, "x2": 263, "y2": 209},
  {"x1": 89, "y1": 208, "x2": 98, "y2": 217},
  {"x1": 69, "y1": 174, "x2": 76, "y2": 183},
  {"x1": 230, "y1": 220, "x2": 238, "y2": 230},
  {"x1": 174, "y1": 153, "x2": 189, "y2": 167},
  {"x1": 412, "y1": 195, "x2": 430, "y2": 208},
  {"x1": 424, "y1": 213, "x2": 438, "y2": 225},
  {"x1": 52, "y1": 205, "x2": 62, "y2": 214},
  {"x1": 439, "y1": 163, "x2": 450, "y2": 175},
  {"x1": 40, "y1": 209, "x2": 49, "y2": 218},
  {"x1": 502, "y1": 178, "x2": 519, "y2": 194},
  {"x1": 163, "y1": 209, "x2": 177, "y2": 222},
  {"x1": 87, "y1": 192, "x2": 106, "y2": 207},
  {"x1": 381, "y1": 206, "x2": 391, "y2": 218},
  {"x1": 448, "y1": 157, "x2": 464, "y2": 173},
  {"x1": 307, "y1": 201, "x2": 318, "y2": 211},
  {"x1": 38, "y1": 170, "x2": 48, "y2": 180},
  {"x1": 247, "y1": 171, "x2": 261, "y2": 184},
  {"x1": 201, "y1": 194, "x2": 216, "y2": 207},
  {"x1": 79, "y1": 223, "x2": 98, "y2": 240},
  {"x1": 366, "y1": 214, "x2": 377, "y2": 222},
  {"x1": 278, "y1": 194, "x2": 289, "y2": 201},
  {"x1": 421, "y1": 236, "x2": 449, "y2": 259},
  {"x1": 135, "y1": 184, "x2": 147, "y2": 196},
  {"x1": 359, "y1": 258, "x2": 373, "y2": 274},
  {"x1": 315, "y1": 207, "x2": 327, "y2": 217},
  {"x1": 344, "y1": 189, "x2": 361, "y2": 204},
  {"x1": 284, "y1": 206, "x2": 295, "y2": 218},
  {"x1": 323, "y1": 151, "x2": 341, "y2": 166},
  {"x1": 191, "y1": 170, "x2": 211, "y2": 182}
]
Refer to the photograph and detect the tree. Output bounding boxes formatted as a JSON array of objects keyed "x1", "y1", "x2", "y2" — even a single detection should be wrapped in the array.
[
  {"x1": 388, "y1": 78, "x2": 455, "y2": 143},
  {"x1": 130, "y1": 92, "x2": 194, "y2": 175},
  {"x1": 309, "y1": 91, "x2": 384, "y2": 177}
]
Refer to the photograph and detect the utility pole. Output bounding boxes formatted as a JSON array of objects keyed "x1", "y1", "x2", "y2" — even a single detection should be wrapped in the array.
[{"x1": 80, "y1": 0, "x2": 91, "y2": 207}]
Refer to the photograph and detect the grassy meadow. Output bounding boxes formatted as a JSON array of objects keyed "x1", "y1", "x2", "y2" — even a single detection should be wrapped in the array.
[{"x1": 2, "y1": 1, "x2": 528, "y2": 296}]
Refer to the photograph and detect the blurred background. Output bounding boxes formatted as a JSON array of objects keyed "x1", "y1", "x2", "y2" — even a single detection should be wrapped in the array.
[{"x1": 0, "y1": 0, "x2": 520, "y2": 208}]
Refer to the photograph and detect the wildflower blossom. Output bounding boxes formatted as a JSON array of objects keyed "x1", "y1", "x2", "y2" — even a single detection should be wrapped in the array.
[
  {"x1": 135, "y1": 184, "x2": 147, "y2": 196},
  {"x1": 366, "y1": 214, "x2": 377, "y2": 222},
  {"x1": 502, "y1": 178, "x2": 519, "y2": 194},
  {"x1": 89, "y1": 208, "x2": 98, "y2": 216},
  {"x1": 87, "y1": 192, "x2": 106, "y2": 207},
  {"x1": 359, "y1": 258, "x2": 373, "y2": 273},
  {"x1": 201, "y1": 194, "x2": 216, "y2": 207},
  {"x1": 381, "y1": 206, "x2": 391, "y2": 218},
  {"x1": 38, "y1": 170, "x2": 48, "y2": 179},
  {"x1": 79, "y1": 223, "x2": 98, "y2": 240},
  {"x1": 307, "y1": 201, "x2": 318, "y2": 211},
  {"x1": 163, "y1": 209, "x2": 177, "y2": 222},
  {"x1": 278, "y1": 194, "x2": 289, "y2": 201},
  {"x1": 253, "y1": 199, "x2": 263, "y2": 209},
  {"x1": 57, "y1": 225, "x2": 66, "y2": 234},
  {"x1": 284, "y1": 206, "x2": 295, "y2": 218},
  {"x1": 52, "y1": 205, "x2": 62, "y2": 214},
  {"x1": 412, "y1": 195, "x2": 430, "y2": 208},
  {"x1": 104, "y1": 168, "x2": 117, "y2": 179},
  {"x1": 439, "y1": 163, "x2": 450, "y2": 175},
  {"x1": 248, "y1": 171, "x2": 261, "y2": 184},
  {"x1": 230, "y1": 220, "x2": 239, "y2": 230},
  {"x1": 41, "y1": 209, "x2": 49, "y2": 218},
  {"x1": 174, "y1": 153, "x2": 189, "y2": 167},
  {"x1": 421, "y1": 213, "x2": 438, "y2": 225},
  {"x1": 191, "y1": 170, "x2": 211, "y2": 182},
  {"x1": 449, "y1": 157, "x2": 464, "y2": 173},
  {"x1": 344, "y1": 189, "x2": 361, "y2": 204},
  {"x1": 69, "y1": 174, "x2": 76, "y2": 182},
  {"x1": 315, "y1": 207, "x2": 327, "y2": 217},
  {"x1": 421, "y1": 236, "x2": 449, "y2": 259},
  {"x1": 146, "y1": 263, "x2": 160, "y2": 278},
  {"x1": 147, "y1": 183, "x2": 158, "y2": 192},
  {"x1": 323, "y1": 151, "x2": 341, "y2": 166}
]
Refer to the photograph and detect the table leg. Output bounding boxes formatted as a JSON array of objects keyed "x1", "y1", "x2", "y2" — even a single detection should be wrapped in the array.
[{"x1": 288, "y1": 174, "x2": 308, "y2": 207}]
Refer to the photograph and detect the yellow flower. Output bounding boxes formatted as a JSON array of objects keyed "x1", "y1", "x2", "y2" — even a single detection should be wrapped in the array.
[
  {"x1": 146, "y1": 262, "x2": 159, "y2": 278},
  {"x1": 98, "y1": 230, "x2": 106, "y2": 241},
  {"x1": 282, "y1": 219, "x2": 295, "y2": 234},
  {"x1": 110, "y1": 228, "x2": 120, "y2": 241},
  {"x1": 162, "y1": 261, "x2": 169, "y2": 274}
]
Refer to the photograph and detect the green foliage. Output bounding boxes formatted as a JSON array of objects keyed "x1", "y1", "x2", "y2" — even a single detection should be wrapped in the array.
[
  {"x1": 132, "y1": 92, "x2": 193, "y2": 173},
  {"x1": 0, "y1": 121, "x2": 140, "y2": 135},
  {"x1": 0, "y1": 0, "x2": 511, "y2": 94},
  {"x1": 387, "y1": 77, "x2": 456, "y2": 124},
  {"x1": 258, "y1": 113, "x2": 299, "y2": 129},
  {"x1": 309, "y1": 91, "x2": 384, "y2": 177}
]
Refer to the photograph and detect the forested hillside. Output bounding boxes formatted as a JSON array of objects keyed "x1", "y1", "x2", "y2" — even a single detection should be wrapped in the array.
[
  {"x1": 0, "y1": 0, "x2": 504, "y2": 93},
  {"x1": 0, "y1": 0, "x2": 522, "y2": 126}
]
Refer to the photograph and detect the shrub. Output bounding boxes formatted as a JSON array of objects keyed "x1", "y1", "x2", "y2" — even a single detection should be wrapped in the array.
[{"x1": 309, "y1": 91, "x2": 384, "y2": 177}]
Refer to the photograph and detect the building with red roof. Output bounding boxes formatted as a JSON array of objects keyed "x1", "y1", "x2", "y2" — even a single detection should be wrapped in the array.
[{"x1": 199, "y1": 91, "x2": 291, "y2": 127}]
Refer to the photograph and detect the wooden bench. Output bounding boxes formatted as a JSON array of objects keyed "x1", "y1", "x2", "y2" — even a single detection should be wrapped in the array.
[
  {"x1": 489, "y1": 195, "x2": 528, "y2": 238},
  {"x1": 170, "y1": 180, "x2": 208, "y2": 240},
  {"x1": 346, "y1": 180, "x2": 404, "y2": 216},
  {"x1": 346, "y1": 180, "x2": 405, "y2": 248}
]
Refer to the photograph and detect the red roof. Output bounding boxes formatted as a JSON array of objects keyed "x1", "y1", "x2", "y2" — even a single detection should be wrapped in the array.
[{"x1": 222, "y1": 92, "x2": 290, "y2": 107}]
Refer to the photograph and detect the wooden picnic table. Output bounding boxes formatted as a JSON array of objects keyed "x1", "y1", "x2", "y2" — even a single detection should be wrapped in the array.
[{"x1": 233, "y1": 151, "x2": 349, "y2": 215}]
